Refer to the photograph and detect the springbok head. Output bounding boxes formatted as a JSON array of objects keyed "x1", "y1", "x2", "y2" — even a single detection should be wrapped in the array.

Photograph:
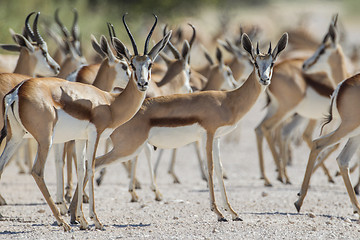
[
  {"x1": 1, "y1": 12, "x2": 60, "y2": 76},
  {"x1": 55, "y1": 8, "x2": 83, "y2": 58},
  {"x1": 112, "y1": 14, "x2": 172, "y2": 92},
  {"x1": 91, "y1": 33, "x2": 131, "y2": 89},
  {"x1": 302, "y1": 14, "x2": 341, "y2": 77},
  {"x1": 242, "y1": 32, "x2": 288, "y2": 86},
  {"x1": 215, "y1": 47, "x2": 237, "y2": 90}
]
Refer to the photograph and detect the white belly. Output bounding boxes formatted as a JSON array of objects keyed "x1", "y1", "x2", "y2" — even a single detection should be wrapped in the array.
[
  {"x1": 296, "y1": 87, "x2": 331, "y2": 119},
  {"x1": 148, "y1": 124, "x2": 205, "y2": 149},
  {"x1": 52, "y1": 109, "x2": 90, "y2": 143}
]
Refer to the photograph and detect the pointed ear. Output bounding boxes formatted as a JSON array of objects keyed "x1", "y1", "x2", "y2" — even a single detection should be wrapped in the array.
[
  {"x1": 181, "y1": 40, "x2": 190, "y2": 63},
  {"x1": 9, "y1": 28, "x2": 18, "y2": 43},
  {"x1": 0, "y1": 44, "x2": 21, "y2": 52},
  {"x1": 272, "y1": 32, "x2": 288, "y2": 61},
  {"x1": 112, "y1": 37, "x2": 131, "y2": 61},
  {"x1": 328, "y1": 24, "x2": 338, "y2": 44},
  {"x1": 216, "y1": 47, "x2": 223, "y2": 67},
  {"x1": 200, "y1": 44, "x2": 214, "y2": 65},
  {"x1": 13, "y1": 34, "x2": 34, "y2": 52},
  {"x1": 148, "y1": 30, "x2": 172, "y2": 61},
  {"x1": 91, "y1": 34, "x2": 106, "y2": 58},
  {"x1": 100, "y1": 35, "x2": 116, "y2": 62},
  {"x1": 242, "y1": 33, "x2": 254, "y2": 60},
  {"x1": 217, "y1": 39, "x2": 232, "y2": 54}
]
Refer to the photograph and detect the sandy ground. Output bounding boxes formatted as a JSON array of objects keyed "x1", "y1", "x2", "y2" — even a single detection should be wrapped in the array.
[{"x1": 0, "y1": 94, "x2": 360, "y2": 240}]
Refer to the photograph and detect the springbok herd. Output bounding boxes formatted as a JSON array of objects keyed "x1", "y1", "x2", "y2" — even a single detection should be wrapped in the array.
[{"x1": 0, "y1": 10, "x2": 359, "y2": 232}]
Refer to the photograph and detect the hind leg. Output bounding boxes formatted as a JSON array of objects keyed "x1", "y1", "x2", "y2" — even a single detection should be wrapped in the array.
[{"x1": 336, "y1": 135, "x2": 360, "y2": 215}]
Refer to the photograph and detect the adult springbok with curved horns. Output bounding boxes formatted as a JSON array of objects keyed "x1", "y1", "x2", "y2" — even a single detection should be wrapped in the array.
[
  {"x1": 0, "y1": 14, "x2": 171, "y2": 231},
  {"x1": 68, "y1": 32, "x2": 288, "y2": 222},
  {"x1": 255, "y1": 14, "x2": 350, "y2": 186}
]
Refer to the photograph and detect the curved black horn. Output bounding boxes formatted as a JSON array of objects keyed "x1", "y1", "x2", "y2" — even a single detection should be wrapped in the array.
[
  {"x1": 33, "y1": 12, "x2": 45, "y2": 45},
  {"x1": 188, "y1": 23, "x2": 196, "y2": 48},
  {"x1": 107, "y1": 22, "x2": 114, "y2": 42},
  {"x1": 256, "y1": 42, "x2": 260, "y2": 54},
  {"x1": 144, "y1": 14, "x2": 158, "y2": 55},
  {"x1": 122, "y1": 13, "x2": 138, "y2": 55},
  {"x1": 268, "y1": 42, "x2": 272, "y2": 54},
  {"x1": 55, "y1": 8, "x2": 70, "y2": 39},
  {"x1": 71, "y1": 8, "x2": 80, "y2": 41},
  {"x1": 25, "y1": 12, "x2": 36, "y2": 41}
]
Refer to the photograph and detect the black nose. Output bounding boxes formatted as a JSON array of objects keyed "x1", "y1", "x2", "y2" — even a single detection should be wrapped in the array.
[
  {"x1": 138, "y1": 82, "x2": 148, "y2": 87},
  {"x1": 302, "y1": 63, "x2": 307, "y2": 69}
]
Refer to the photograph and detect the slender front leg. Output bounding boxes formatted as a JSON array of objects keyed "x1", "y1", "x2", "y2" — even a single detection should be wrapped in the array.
[
  {"x1": 65, "y1": 141, "x2": 74, "y2": 203},
  {"x1": 154, "y1": 149, "x2": 164, "y2": 177},
  {"x1": 87, "y1": 134, "x2": 103, "y2": 230},
  {"x1": 129, "y1": 157, "x2": 139, "y2": 202},
  {"x1": 255, "y1": 126, "x2": 272, "y2": 186},
  {"x1": 206, "y1": 132, "x2": 226, "y2": 221},
  {"x1": 213, "y1": 138, "x2": 241, "y2": 221},
  {"x1": 336, "y1": 136, "x2": 360, "y2": 215},
  {"x1": 74, "y1": 140, "x2": 88, "y2": 229},
  {"x1": 194, "y1": 141, "x2": 207, "y2": 181},
  {"x1": 145, "y1": 143, "x2": 162, "y2": 201},
  {"x1": 168, "y1": 148, "x2": 180, "y2": 183},
  {"x1": 53, "y1": 143, "x2": 67, "y2": 215}
]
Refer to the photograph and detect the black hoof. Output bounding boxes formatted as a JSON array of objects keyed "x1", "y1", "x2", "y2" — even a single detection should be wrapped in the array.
[
  {"x1": 286, "y1": 181, "x2": 292, "y2": 185},
  {"x1": 96, "y1": 178, "x2": 102, "y2": 186},
  {"x1": 294, "y1": 202, "x2": 301, "y2": 213},
  {"x1": 329, "y1": 179, "x2": 335, "y2": 184},
  {"x1": 233, "y1": 217, "x2": 243, "y2": 221},
  {"x1": 265, "y1": 183, "x2": 273, "y2": 187},
  {"x1": 354, "y1": 187, "x2": 359, "y2": 195},
  {"x1": 70, "y1": 219, "x2": 79, "y2": 225},
  {"x1": 218, "y1": 217, "x2": 228, "y2": 222},
  {"x1": 297, "y1": 192, "x2": 301, "y2": 196}
]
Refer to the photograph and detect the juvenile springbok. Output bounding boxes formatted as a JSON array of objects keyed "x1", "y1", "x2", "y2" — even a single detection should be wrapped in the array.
[
  {"x1": 255, "y1": 14, "x2": 349, "y2": 186},
  {"x1": 78, "y1": 32, "x2": 289, "y2": 222},
  {"x1": 294, "y1": 72, "x2": 360, "y2": 217},
  {"x1": 0, "y1": 14, "x2": 171, "y2": 231}
]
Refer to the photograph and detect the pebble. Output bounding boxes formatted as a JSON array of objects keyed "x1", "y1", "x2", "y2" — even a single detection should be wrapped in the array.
[
  {"x1": 38, "y1": 209, "x2": 45, "y2": 213},
  {"x1": 308, "y1": 213, "x2": 316, "y2": 218},
  {"x1": 261, "y1": 192, "x2": 268, "y2": 197}
]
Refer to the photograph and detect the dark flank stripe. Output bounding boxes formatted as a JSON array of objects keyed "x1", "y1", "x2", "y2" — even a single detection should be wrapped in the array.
[
  {"x1": 150, "y1": 117, "x2": 199, "y2": 127},
  {"x1": 302, "y1": 72, "x2": 334, "y2": 98}
]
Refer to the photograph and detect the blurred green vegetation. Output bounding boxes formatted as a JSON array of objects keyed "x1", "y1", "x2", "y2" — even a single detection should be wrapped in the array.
[
  {"x1": 0, "y1": 0, "x2": 350, "y2": 59},
  {"x1": 0, "y1": 0, "x2": 271, "y2": 57}
]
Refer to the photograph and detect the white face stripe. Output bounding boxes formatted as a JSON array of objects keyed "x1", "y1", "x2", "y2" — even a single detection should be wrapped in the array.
[{"x1": 255, "y1": 54, "x2": 274, "y2": 84}]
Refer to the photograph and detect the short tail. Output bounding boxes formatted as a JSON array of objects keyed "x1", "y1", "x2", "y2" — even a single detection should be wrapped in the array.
[
  {"x1": 320, "y1": 93, "x2": 335, "y2": 135},
  {"x1": 0, "y1": 80, "x2": 27, "y2": 145}
]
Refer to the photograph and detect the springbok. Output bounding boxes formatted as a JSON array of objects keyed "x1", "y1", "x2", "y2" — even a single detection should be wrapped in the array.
[
  {"x1": 68, "y1": 32, "x2": 288, "y2": 222},
  {"x1": 153, "y1": 46, "x2": 238, "y2": 184},
  {"x1": 95, "y1": 25, "x2": 195, "y2": 187},
  {"x1": 0, "y1": 14, "x2": 171, "y2": 231},
  {"x1": 255, "y1": 14, "x2": 350, "y2": 186},
  {"x1": 294, "y1": 72, "x2": 360, "y2": 218},
  {"x1": 0, "y1": 12, "x2": 60, "y2": 179}
]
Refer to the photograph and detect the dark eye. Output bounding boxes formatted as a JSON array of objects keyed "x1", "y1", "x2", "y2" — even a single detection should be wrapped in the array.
[
  {"x1": 271, "y1": 63, "x2": 274, "y2": 67},
  {"x1": 42, "y1": 51, "x2": 47, "y2": 58},
  {"x1": 254, "y1": 62, "x2": 259, "y2": 68},
  {"x1": 122, "y1": 64, "x2": 128, "y2": 71},
  {"x1": 148, "y1": 63, "x2": 153, "y2": 70}
]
